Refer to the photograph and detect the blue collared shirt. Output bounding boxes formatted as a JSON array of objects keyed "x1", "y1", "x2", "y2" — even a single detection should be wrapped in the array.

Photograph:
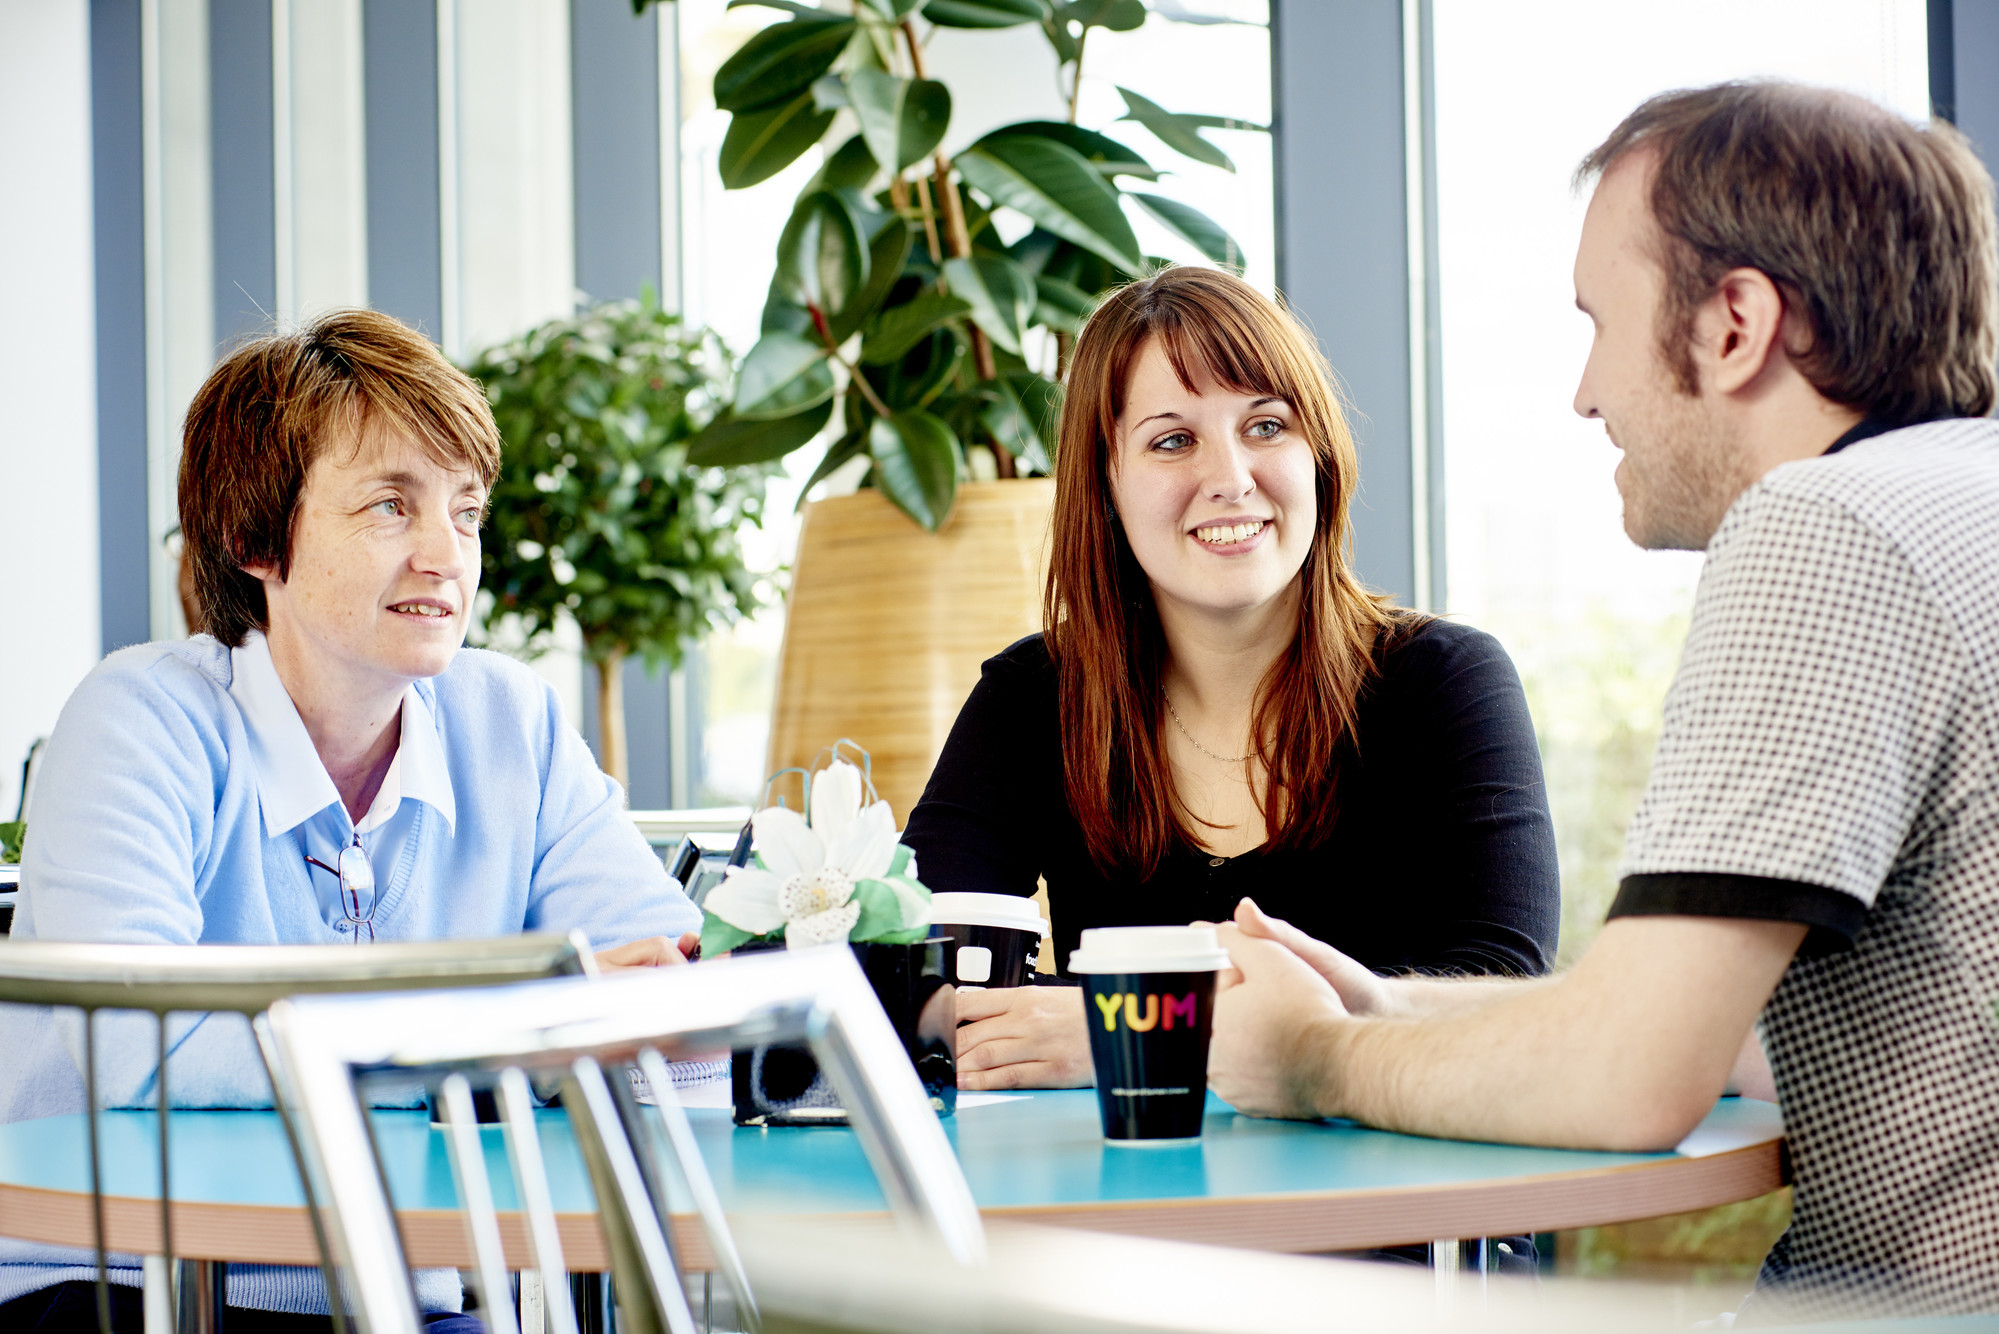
[{"x1": 229, "y1": 632, "x2": 457, "y2": 937}]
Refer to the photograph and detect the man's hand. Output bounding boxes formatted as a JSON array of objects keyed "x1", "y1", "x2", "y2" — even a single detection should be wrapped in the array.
[
  {"x1": 956, "y1": 985, "x2": 1095, "y2": 1090},
  {"x1": 1209, "y1": 924, "x2": 1351, "y2": 1119},
  {"x1": 1229, "y1": 898, "x2": 1400, "y2": 1017},
  {"x1": 595, "y1": 932, "x2": 699, "y2": 971}
]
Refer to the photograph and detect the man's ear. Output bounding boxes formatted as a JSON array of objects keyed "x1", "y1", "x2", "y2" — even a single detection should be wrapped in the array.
[
  {"x1": 1695, "y1": 266, "x2": 1788, "y2": 397},
  {"x1": 235, "y1": 537, "x2": 278, "y2": 585}
]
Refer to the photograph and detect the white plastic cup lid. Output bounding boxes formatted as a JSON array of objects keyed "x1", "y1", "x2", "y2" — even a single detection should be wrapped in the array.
[
  {"x1": 1066, "y1": 925, "x2": 1231, "y2": 975},
  {"x1": 928, "y1": 892, "x2": 1050, "y2": 938}
]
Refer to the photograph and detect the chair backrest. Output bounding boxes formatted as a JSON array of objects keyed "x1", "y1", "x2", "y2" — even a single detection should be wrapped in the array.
[
  {"x1": 264, "y1": 946, "x2": 985, "y2": 1334},
  {"x1": 0, "y1": 934, "x2": 596, "y2": 1334}
]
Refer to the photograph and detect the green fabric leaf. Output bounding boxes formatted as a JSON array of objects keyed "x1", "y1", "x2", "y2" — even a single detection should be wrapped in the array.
[
  {"x1": 1114, "y1": 86, "x2": 1243, "y2": 173},
  {"x1": 956, "y1": 135, "x2": 1143, "y2": 273},
  {"x1": 924, "y1": 0, "x2": 1049, "y2": 27},
  {"x1": 776, "y1": 188, "x2": 870, "y2": 315},
  {"x1": 980, "y1": 120, "x2": 1157, "y2": 180},
  {"x1": 699, "y1": 909, "x2": 761, "y2": 959},
  {"x1": 1128, "y1": 192, "x2": 1246, "y2": 268},
  {"x1": 687, "y1": 397, "x2": 834, "y2": 466},
  {"x1": 830, "y1": 216, "x2": 915, "y2": 342},
  {"x1": 720, "y1": 92, "x2": 838, "y2": 189},
  {"x1": 942, "y1": 254, "x2": 1034, "y2": 357},
  {"x1": 847, "y1": 878, "x2": 904, "y2": 942},
  {"x1": 713, "y1": 13, "x2": 856, "y2": 112},
  {"x1": 888, "y1": 843, "x2": 914, "y2": 878},
  {"x1": 868, "y1": 410, "x2": 960, "y2": 530},
  {"x1": 847, "y1": 69, "x2": 952, "y2": 174},
  {"x1": 861, "y1": 290, "x2": 972, "y2": 364},
  {"x1": 735, "y1": 332, "x2": 836, "y2": 418}
]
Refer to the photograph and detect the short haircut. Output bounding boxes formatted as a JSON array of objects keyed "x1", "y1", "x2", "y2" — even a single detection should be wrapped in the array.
[
  {"x1": 179, "y1": 308, "x2": 503, "y2": 646},
  {"x1": 1579, "y1": 81, "x2": 1998, "y2": 423}
]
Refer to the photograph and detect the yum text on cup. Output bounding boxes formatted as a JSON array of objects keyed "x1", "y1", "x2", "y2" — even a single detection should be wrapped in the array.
[{"x1": 1093, "y1": 992, "x2": 1199, "y2": 1032}]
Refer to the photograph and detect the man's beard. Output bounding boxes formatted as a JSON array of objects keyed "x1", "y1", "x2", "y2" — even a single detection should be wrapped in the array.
[{"x1": 1612, "y1": 385, "x2": 1745, "y2": 552}]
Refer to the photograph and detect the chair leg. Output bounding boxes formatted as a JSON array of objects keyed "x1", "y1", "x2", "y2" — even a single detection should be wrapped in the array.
[{"x1": 175, "y1": 1260, "x2": 226, "y2": 1334}]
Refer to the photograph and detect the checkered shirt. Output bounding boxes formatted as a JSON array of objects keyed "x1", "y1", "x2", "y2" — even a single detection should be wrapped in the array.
[{"x1": 1612, "y1": 418, "x2": 1999, "y2": 1317}]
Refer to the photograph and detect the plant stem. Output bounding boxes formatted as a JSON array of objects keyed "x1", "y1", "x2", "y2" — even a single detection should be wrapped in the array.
[
  {"x1": 595, "y1": 651, "x2": 628, "y2": 790},
  {"x1": 825, "y1": 338, "x2": 893, "y2": 420},
  {"x1": 912, "y1": 174, "x2": 943, "y2": 265},
  {"x1": 1067, "y1": 28, "x2": 1089, "y2": 125},
  {"x1": 900, "y1": 15, "x2": 1012, "y2": 477}
]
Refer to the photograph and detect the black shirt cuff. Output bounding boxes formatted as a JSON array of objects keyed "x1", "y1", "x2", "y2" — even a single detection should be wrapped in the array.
[{"x1": 1609, "y1": 873, "x2": 1867, "y2": 957}]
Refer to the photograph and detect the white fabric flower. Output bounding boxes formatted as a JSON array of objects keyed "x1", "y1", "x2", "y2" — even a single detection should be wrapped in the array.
[{"x1": 704, "y1": 759, "x2": 923, "y2": 950}]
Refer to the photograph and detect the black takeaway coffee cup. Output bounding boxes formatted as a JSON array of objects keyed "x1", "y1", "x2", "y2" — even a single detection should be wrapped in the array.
[
  {"x1": 929, "y1": 892, "x2": 1050, "y2": 989},
  {"x1": 1068, "y1": 925, "x2": 1231, "y2": 1144}
]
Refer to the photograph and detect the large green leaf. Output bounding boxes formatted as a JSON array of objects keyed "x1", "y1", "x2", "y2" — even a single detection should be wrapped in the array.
[
  {"x1": 869, "y1": 410, "x2": 960, "y2": 530},
  {"x1": 831, "y1": 217, "x2": 915, "y2": 342},
  {"x1": 720, "y1": 92, "x2": 838, "y2": 189},
  {"x1": 797, "y1": 426, "x2": 869, "y2": 501},
  {"x1": 955, "y1": 135, "x2": 1143, "y2": 273},
  {"x1": 982, "y1": 121, "x2": 1157, "y2": 180},
  {"x1": 1061, "y1": 0, "x2": 1145, "y2": 31},
  {"x1": 861, "y1": 289, "x2": 972, "y2": 364},
  {"x1": 1032, "y1": 270, "x2": 1096, "y2": 332},
  {"x1": 735, "y1": 332, "x2": 836, "y2": 418},
  {"x1": 878, "y1": 327, "x2": 965, "y2": 409},
  {"x1": 943, "y1": 254, "x2": 1034, "y2": 357},
  {"x1": 1115, "y1": 86, "x2": 1259, "y2": 173},
  {"x1": 980, "y1": 371, "x2": 1058, "y2": 473},
  {"x1": 847, "y1": 69, "x2": 951, "y2": 174},
  {"x1": 776, "y1": 189, "x2": 870, "y2": 315},
  {"x1": 809, "y1": 133, "x2": 880, "y2": 193},
  {"x1": 1129, "y1": 192, "x2": 1246, "y2": 268},
  {"x1": 713, "y1": 14, "x2": 856, "y2": 112},
  {"x1": 924, "y1": 0, "x2": 1049, "y2": 27},
  {"x1": 687, "y1": 397, "x2": 834, "y2": 466}
]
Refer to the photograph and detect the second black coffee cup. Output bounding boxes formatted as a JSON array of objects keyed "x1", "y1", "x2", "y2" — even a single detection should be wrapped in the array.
[{"x1": 1068, "y1": 925, "x2": 1230, "y2": 1144}]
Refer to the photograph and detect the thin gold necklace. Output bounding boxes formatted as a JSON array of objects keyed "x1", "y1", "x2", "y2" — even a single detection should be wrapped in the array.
[{"x1": 1163, "y1": 694, "x2": 1251, "y2": 764}]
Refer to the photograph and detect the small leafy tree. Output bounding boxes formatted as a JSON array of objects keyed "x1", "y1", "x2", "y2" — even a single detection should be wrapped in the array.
[
  {"x1": 662, "y1": 0, "x2": 1266, "y2": 530},
  {"x1": 465, "y1": 299, "x2": 780, "y2": 786}
]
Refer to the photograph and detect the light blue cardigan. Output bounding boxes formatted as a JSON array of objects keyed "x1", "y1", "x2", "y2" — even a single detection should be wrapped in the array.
[{"x1": 0, "y1": 636, "x2": 700, "y2": 1313}]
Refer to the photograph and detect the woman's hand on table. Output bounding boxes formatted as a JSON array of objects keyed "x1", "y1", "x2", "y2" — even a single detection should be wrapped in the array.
[
  {"x1": 1210, "y1": 922, "x2": 1352, "y2": 1119},
  {"x1": 1229, "y1": 898, "x2": 1400, "y2": 1018},
  {"x1": 956, "y1": 985, "x2": 1095, "y2": 1089},
  {"x1": 594, "y1": 932, "x2": 700, "y2": 971}
]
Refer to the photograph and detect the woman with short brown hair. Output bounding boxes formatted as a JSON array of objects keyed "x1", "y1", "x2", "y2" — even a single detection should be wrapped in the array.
[{"x1": 903, "y1": 265, "x2": 1559, "y2": 1089}]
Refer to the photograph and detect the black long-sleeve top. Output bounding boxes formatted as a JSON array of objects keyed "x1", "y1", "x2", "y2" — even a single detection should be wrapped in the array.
[{"x1": 902, "y1": 619, "x2": 1561, "y2": 977}]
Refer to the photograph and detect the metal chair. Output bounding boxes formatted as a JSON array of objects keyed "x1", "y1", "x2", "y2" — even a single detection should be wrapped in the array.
[
  {"x1": 262, "y1": 946, "x2": 986, "y2": 1334},
  {"x1": 0, "y1": 933, "x2": 598, "y2": 1334}
]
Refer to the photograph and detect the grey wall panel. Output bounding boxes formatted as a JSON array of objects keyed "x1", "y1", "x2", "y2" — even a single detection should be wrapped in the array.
[
  {"x1": 363, "y1": 0, "x2": 443, "y2": 338},
  {"x1": 1952, "y1": 1, "x2": 1999, "y2": 166},
  {"x1": 571, "y1": 0, "x2": 676, "y2": 806},
  {"x1": 92, "y1": 0, "x2": 150, "y2": 653},
  {"x1": 1270, "y1": 0, "x2": 1416, "y2": 603},
  {"x1": 209, "y1": 0, "x2": 275, "y2": 346},
  {"x1": 571, "y1": 0, "x2": 662, "y2": 302}
]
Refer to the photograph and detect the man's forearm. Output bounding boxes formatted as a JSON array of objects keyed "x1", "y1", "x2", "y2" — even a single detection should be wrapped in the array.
[
  {"x1": 1379, "y1": 972, "x2": 1551, "y2": 1019},
  {"x1": 1299, "y1": 919, "x2": 1803, "y2": 1151}
]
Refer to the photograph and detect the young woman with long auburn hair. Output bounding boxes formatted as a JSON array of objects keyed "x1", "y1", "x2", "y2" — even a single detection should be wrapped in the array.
[{"x1": 902, "y1": 266, "x2": 1559, "y2": 1090}]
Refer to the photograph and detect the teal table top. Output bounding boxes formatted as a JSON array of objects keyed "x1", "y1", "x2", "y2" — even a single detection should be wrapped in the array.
[{"x1": 0, "y1": 1092, "x2": 1785, "y2": 1265}]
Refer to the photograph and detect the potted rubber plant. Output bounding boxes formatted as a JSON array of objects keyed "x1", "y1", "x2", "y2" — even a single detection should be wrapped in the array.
[
  {"x1": 641, "y1": 0, "x2": 1269, "y2": 816},
  {"x1": 464, "y1": 297, "x2": 781, "y2": 789}
]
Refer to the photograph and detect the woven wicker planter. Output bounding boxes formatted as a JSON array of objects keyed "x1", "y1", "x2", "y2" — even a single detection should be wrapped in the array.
[{"x1": 766, "y1": 478, "x2": 1056, "y2": 822}]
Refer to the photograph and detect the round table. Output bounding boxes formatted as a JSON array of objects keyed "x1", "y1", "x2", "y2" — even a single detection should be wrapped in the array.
[{"x1": 0, "y1": 1091, "x2": 1784, "y2": 1270}]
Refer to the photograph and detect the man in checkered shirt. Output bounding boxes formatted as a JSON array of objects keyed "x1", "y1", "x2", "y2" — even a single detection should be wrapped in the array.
[{"x1": 1205, "y1": 81, "x2": 1999, "y2": 1316}]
